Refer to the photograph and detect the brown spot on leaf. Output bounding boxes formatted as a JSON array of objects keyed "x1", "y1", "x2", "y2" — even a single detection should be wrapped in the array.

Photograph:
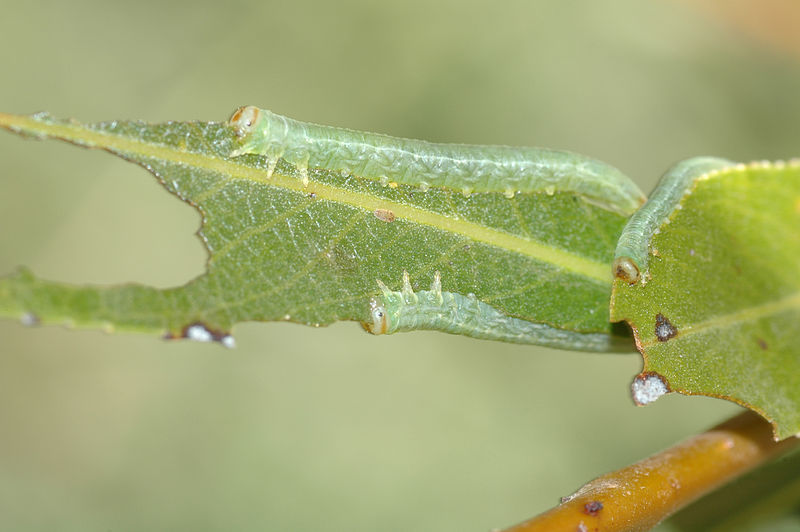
[
  {"x1": 165, "y1": 322, "x2": 235, "y2": 348},
  {"x1": 631, "y1": 372, "x2": 671, "y2": 405},
  {"x1": 583, "y1": 500, "x2": 603, "y2": 516},
  {"x1": 757, "y1": 338, "x2": 768, "y2": 350},
  {"x1": 655, "y1": 313, "x2": 677, "y2": 341},
  {"x1": 20, "y1": 312, "x2": 39, "y2": 327}
]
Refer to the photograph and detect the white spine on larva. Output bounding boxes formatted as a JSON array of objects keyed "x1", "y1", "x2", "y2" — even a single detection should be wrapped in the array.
[
  {"x1": 431, "y1": 271, "x2": 443, "y2": 305},
  {"x1": 400, "y1": 270, "x2": 417, "y2": 305},
  {"x1": 363, "y1": 271, "x2": 628, "y2": 352}
]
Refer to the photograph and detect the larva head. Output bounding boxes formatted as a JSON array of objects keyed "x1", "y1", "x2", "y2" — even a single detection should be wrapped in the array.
[
  {"x1": 229, "y1": 106, "x2": 262, "y2": 137},
  {"x1": 613, "y1": 256, "x2": 640, "y2": 284},
  {"x1": 364, "y1": 298, "x2": 389, "y2": 335},
  {"x1": 228, "y1": 106, "x2": 288, "y2": 158}
]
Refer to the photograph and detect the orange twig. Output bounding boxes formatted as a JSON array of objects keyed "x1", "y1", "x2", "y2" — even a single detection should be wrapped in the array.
[{"x1": 501, "y1": 411, "x2": 799, "y2": 532}]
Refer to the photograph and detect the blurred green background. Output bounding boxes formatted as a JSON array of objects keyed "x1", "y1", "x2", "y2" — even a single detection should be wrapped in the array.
[{"x1": 2, "y1": 1, "x2": 799, "y2": 530}]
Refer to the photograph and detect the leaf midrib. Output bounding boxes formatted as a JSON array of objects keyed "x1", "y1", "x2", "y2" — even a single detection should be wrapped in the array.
[{"x1": 0, "y1": 113, "x2": 611, "y2": 283}]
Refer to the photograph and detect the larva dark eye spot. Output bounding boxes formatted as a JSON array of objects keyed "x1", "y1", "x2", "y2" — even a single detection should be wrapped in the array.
[
  {"x1": 228, "y1": 106, "x2": 261, "y2": 136},
  {"x1": 365, "y1": 298, "x2": 388, "y2": 335}
]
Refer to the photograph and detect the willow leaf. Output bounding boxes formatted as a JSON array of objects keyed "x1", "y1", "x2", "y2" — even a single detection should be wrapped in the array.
[
  {"x1": 611, "y1": 159, "x2": 800, "y2": 439},
  {"x1": 0, "y1": 110, "x2": 643, "y2": 351}
]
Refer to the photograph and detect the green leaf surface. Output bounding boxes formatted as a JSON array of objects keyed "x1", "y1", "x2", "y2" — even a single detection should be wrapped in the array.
[
  {"x1": 611, "y1": 160, "x2": 800, "y2": 438},
  {"x1": 0, "y1": 111, "x2": 641, "y2": 351}
]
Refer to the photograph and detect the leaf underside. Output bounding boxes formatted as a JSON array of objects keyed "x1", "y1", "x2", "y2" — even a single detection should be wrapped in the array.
[
  {"x1": 0, "y1": 112, "x2": 637, "y2": 351},
  {"x1": 611, "y1": 161, "x2": 800, "y2": 439}
]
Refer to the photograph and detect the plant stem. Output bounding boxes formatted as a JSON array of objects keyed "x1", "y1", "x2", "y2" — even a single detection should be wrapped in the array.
[{"x1": 500, "y1": 411, "x2": 799, "y2": 532}]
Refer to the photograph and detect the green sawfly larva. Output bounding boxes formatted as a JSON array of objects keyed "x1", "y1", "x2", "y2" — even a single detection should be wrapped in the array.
[
  {"x1": 364, "y1": 271, "x2": 624, "y2": 352},
  {"x1": 613, "y1": 156, "x2": 735, "y2": 284},
  {"x1": 228, "y1": 106, "x2": 645, "y2": 215}
]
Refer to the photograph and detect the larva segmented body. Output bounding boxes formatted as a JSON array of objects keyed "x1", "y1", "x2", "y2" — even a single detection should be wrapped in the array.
[
  {"x1": 229, "y1": 106, "x2": 645, "y2": 215},
  {"x1": 613, "y1": 157, "x2": 735, "y2": 284},
  {"x1": 227, "y1": 106, "x2": 641, "y2": 350},
  {"x1": 364, "y1": 271, "x2": 623, "y2": 352}
]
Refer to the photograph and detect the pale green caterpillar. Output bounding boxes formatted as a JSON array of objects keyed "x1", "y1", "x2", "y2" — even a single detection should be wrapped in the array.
[
  {"x1": 613, "y1": 156, "x2": 735, "y2": 284},
  {"x1": 364, "y1": 271, "x2": 625, "y2": 352},
  {"x1": 228, "y1": 106, "x2": 645, "y2": 215}
]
